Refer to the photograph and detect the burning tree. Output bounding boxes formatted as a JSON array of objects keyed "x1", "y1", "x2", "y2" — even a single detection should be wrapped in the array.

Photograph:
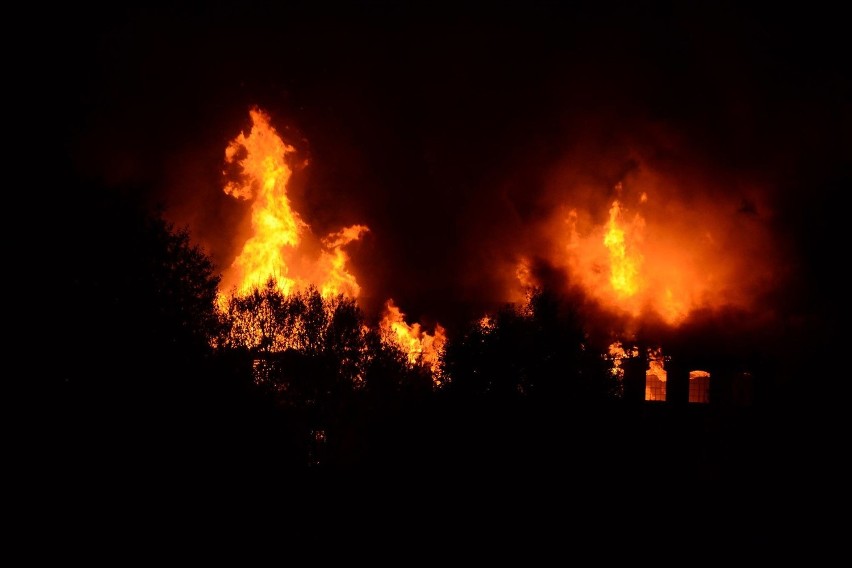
[
  {"x1": 215, "y1": 106, "x2": 447, "y2": 388},
  {"x1": 216, "y1": 281, "x2": 368, "y2": 392}
]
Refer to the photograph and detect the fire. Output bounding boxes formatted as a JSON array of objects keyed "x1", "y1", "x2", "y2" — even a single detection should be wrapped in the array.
[
  {"x1": 553, "y1": 192, "x2": 653, "y2": 320},
  {"x1": 603, "y1": 198, "x2": 643, "y2": 298},
  {"x1": 606, "y1": 341, "x2": 633, "y2": 380},
  {"x1": 644, "y1": 346, "x2": 668, "y2": 401},
  {"x1": 646, "y1": 347, "x2": 667, "y2": 382},
  {"x1": 319, "y1": 224, "x2": 370, "y2": 298},
  {"x1": 606, "y1": 341, "x2": 671, "y2": 401},
  {"x1": 478, "y1": 315, "x2": 496, "y2": 334},
  {"x1": 526, "y1": 171, "x2": 776, "y2": 327},
  {"x1": 380, "y1": 299, "x2": 447, "y2": 383},
  {"x1": 218, "y1": 107, "x2": 367, "y2": 302},
  {"x1": 217, "y1": 106, "x2": 447, "y2": 385},
  {"x1": 689, "y1": 370, "x2": 711, "y2": 403}
]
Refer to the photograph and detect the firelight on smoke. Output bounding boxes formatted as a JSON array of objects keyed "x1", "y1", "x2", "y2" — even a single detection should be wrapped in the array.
[
  {"x1": 558, "y1": 167, "x2": 779, "y2": 401},
  {"x1": 526, "y1": 171, "x2": 777, "y2": 328}
]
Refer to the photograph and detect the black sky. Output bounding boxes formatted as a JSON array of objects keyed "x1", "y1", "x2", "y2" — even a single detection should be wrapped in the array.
[{"x1": 41, "y1": 1, "x2": 847, "y2": 353}]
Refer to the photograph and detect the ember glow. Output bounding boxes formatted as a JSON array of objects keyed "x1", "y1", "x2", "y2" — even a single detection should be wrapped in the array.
[{"x1": 606, "y1": 341, "x2": 637, "y2": 381}]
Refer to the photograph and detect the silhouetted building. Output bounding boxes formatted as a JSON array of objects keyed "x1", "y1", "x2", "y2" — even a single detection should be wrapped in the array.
[
  {"x1": 731, "y1": 371, "x2": 755, "y2": 407},
  {"x1": 623, "y1": 351, "x2": 647, "y2": 403},
  {"x1": 665, "y1": 359, "x2": 689, "y2": 405}
]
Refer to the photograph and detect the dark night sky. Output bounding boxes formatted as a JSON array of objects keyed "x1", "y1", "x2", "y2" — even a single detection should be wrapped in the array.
[{"x1": 40, "y1": 1, "x2": 847, "y2": 356}]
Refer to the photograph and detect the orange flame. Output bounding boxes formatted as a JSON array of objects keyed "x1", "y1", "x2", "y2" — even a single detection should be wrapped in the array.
[
  {"x1": 320, "y1": 224, "x2": 370, "y2": 298},
  {"x1": 216, "y1": 107, "x2": 446, "y2": 385},
  {"x1": 688, "y1": 369, "x2": 711, "y2": 403},
  {"x1": 645, "y1": 346, "x2": 667, "y2": 401},
  {"x1": 218, "y1": 107, "x2": 367, "y2": 302},
  {"x1": 527, "y1": 172, "x2": 775, "y2": 327},
  {"x1": 603, "y1": 198, "x2": 643, "y2": 298},
  {"x1": 646, "y1": 347, "x2": 667, "y2": 382},
  {"x1": 380, "y1": 299, "x2": 447, "y2": 384},
  {"x1": 606, "y1": 341, "x2": 630, "y2": 380},
  {"x1": 606, "y1": 341, "x2": 671, "y2": 400},
  {"x1": 478, "y1": 315, "x2": 496, "y2": 334}
]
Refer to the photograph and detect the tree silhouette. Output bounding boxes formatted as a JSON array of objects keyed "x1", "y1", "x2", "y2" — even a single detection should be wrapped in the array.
[
  {"x1": 219, "y1": 283, "x2": 403, "y2": 465},
  {"x1": 216, "y1": 280, "x2": 451, "y2": 467},
  {"x1": 442, "y1": 287, "x2": 616, "y2": 404},
  {"x1": 55, "y1": 192, "x2": 222, "y2": 391},
  {"x1": 38, "y1": 179, "x2": 778, "y2": 483},
  {"x1": 431, "y1": 287, "x2": 623, "y2": 473},
  {"x1": 41, "y1": 184, "x2": 229, "y2": 474},
  {"x1": 137, "y1": 209, "x2": 223, "y2": 365}
]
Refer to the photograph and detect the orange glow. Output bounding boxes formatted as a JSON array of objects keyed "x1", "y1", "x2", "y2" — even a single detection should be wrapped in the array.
[
  {"x1": 218, "y1": 107, "x2": 367, "y2": 302},
  {"x1": 380, "y1": 299, "x2": 447, "y2": 385},
  {"x1": 319, "y1": 224, "x2": 370, "y2": 298},
  {"x1": 647, "y1": 348, "x2": 667, "y2": 382},
  {"x1": 478, "y1": 315, "x2": 496, "y2": 334},
  {"x1": 689, "y1": 370, "x2": 711, "y2": 403},
  {"x1": 215, "y1": 107, "x2": 447, "y2": 385},
  {"x1": 645, "y1": 347, "x2": 667, "y2": 401},
  {"x1": 607, "y1": 341, "x2": 628, "y2": 380},
  {"x1": 525, "y1": 169, "x2": 778, "y2": 327},
  {"x1": 515, "y1": 258, "x2": 534, "y2": 291},
  {"x1": 605, "y1": 342, "x2": 674, "y2": 401},
  {"x1": 603, "y1": 199, "x2": 642, "y2": 298}
]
